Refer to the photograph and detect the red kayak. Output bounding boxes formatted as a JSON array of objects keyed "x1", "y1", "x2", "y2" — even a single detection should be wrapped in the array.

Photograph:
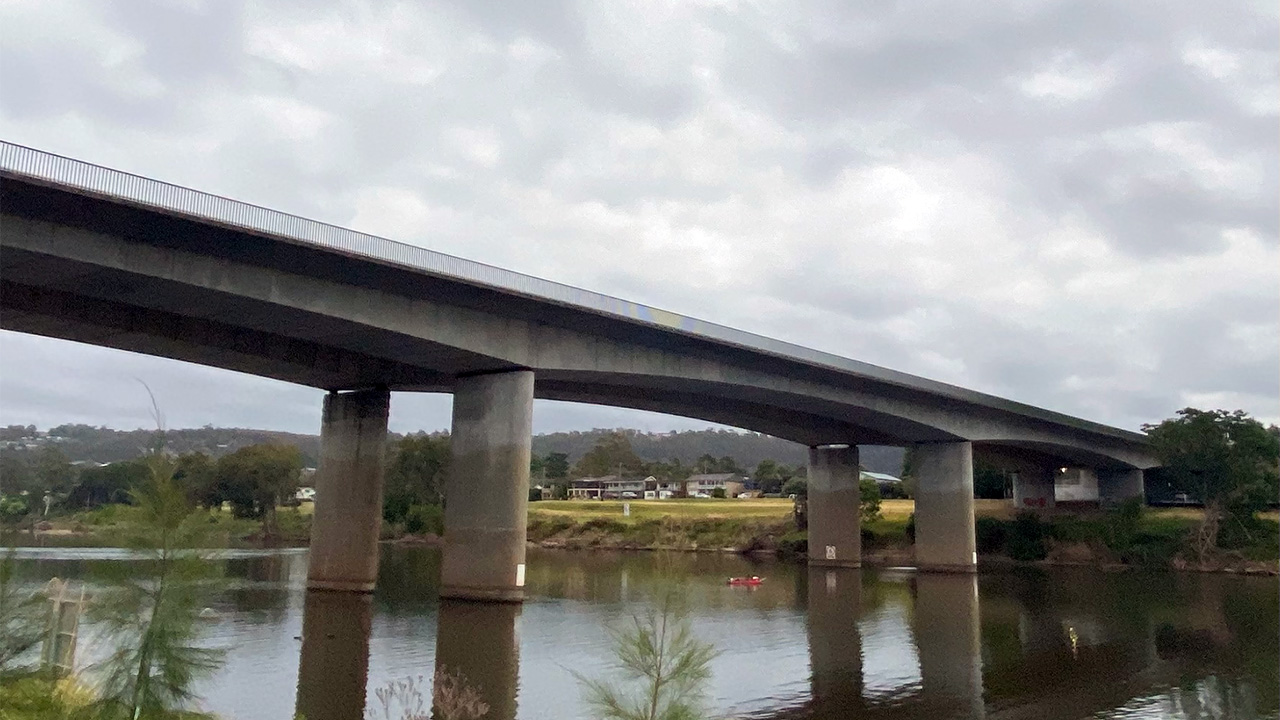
[{"x1": 727, "y1": 576, "x2": 764, "y2": 586}]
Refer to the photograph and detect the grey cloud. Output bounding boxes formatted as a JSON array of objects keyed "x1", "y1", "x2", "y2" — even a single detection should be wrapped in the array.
[{"x1": 0, "y1": 0, "x2": 1276, "y2": 436}]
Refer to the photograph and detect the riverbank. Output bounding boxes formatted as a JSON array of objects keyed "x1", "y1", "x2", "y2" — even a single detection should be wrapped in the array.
[
  {"x1": 516, "y1": 498, "x2": 1279, "y2": 575},
  {"x1": 10, "y1": 498, "x2": 1276, "y2": 575}
]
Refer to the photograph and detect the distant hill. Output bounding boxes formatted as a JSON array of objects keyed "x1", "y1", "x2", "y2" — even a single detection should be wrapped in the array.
[
  {"x1": 530, "y1": 428, "x2": 904, "y2": 475},
  {"x1": 1, "y1": 424, "x2": 904, "y2": 476}
]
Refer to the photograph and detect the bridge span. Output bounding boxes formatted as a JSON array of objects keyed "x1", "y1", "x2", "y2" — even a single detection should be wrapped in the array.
[{"x1": 0, "y1": 141, "x2": 1155, "y2": 600}]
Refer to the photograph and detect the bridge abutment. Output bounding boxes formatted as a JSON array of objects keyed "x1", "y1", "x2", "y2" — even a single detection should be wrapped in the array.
[
  {"x1": 913, "y1": 441, "x2": 978, "y2": 572},
  {"x1": 1099, "y1": 468, "x2": 1144, "y2": 505},
  {"x1": 441, "y1": 370, "x2": 535, "y2": 602},
  {"x1": 1011, "y1": 467, "x2": 1057, "y2": 511},
  {"x1": 807, "y1": 444, "x2": 862, "y2": 568},
  {"x1": 307, "y1": 388, "x2": 390, "y2": 593}
]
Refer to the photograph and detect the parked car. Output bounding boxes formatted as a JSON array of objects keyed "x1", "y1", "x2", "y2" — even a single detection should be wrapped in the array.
[{"x1": 621, "y1": 491, "x2": 639, "y2": 499}]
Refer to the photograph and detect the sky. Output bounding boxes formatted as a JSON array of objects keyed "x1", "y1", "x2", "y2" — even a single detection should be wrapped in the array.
[{"x1": 0, "y1": 0, "x2": 1276, "y2": 437}]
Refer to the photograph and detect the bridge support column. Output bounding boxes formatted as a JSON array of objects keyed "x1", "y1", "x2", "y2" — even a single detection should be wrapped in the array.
[
  {"x1": 434, "y1": 600, "x2": 522, "y2": 720},
  {"x1": 806, "y1": 567, "x2": 864, "y2": 711},
  {"x1": 1099, "y1": 468, "x2": 1144, "y2": 505},
  {"x1": 1011, "y1": 467, "x2": 1056, "y2": 512},
  {"x1": 442, "y1": 370, "x2": 534, "y2": 602},
  {"x1": 913, "y1": 441, "x2": 977, "y2": 572},
  {"x1": 307, "y1": 388, "x2": 390, "y2": 592},
  {"x1": 807, "y1": 444, "x2": 861, "y2": 568}
]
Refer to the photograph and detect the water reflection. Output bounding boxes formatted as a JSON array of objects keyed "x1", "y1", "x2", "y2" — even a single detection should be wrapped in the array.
[
  {"x1": 295, "y1": 591, "x2": 374, "y2": 720},
  {"x1": 912, "y1": 573, "x2": 984, "y2": 719},
  {"x1": 805, "y1": 568, "x2": 863, "y2": 716},
  {"x1": 434, "y1": 600, "x2": 521, "y2": 720},
  {"x1": 6, "y1": 545, "x2": 1275, "y2": 720}
]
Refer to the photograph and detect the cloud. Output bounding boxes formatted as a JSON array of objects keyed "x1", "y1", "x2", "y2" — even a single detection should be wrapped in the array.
[{"x1": 1, "y1": 0, "x2": 1276, "y2": 437}]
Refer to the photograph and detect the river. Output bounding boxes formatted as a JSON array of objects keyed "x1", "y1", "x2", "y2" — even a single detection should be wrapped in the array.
[{"x1": 6, "y1": 545, "x2": 1277, "y2": 719}]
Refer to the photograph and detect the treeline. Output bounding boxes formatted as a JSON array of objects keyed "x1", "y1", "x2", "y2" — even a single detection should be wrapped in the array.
[{"x1": 1, "y1": 424, "x2": 906, "y2": 476}]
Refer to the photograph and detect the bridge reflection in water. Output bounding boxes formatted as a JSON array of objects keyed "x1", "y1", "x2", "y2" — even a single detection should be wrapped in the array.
[{"x1": 292, "y1": 557, "x2": 1269, "y2": 720}]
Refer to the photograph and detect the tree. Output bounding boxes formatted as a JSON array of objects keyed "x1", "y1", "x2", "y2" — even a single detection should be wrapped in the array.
[
  {"x1": 782, "y1": 477, "x2": 807, "y2": 498},
  {"x1": 67, "y1": 459, "x2": 149, "y2": 508},
  {"x1": 384, "y1": 434, "x2": 450, "y2": 524},
  {"x1": 173, "y1": 451, "x2": 216, "y2": 508},
  {"x1": 0, "y1": 452, "x2": 34, "y2": 497},
  {"x1": 1143, "y1": 408, "x2": 1280, "y2": 559},
  {"x1": 574, "y1": 433, "x2": 645, "y2": 478},
  {"x1": 88, "y1": 453, "x2": 225, "y2": 718},
  {"x1": 543, "y1": 452, "x2": 570, "y2": 479},
  {"x1": 575, "y1": 591, "x2": 718, "y2": 720},
  {"x1": 34, "y1": 446, "x2": 76, "y2": 495},
  {"x1": 211, "y1": 444, "x2": 303, "y2": 536},
  {"x1": 753, "y1": 459, "x2": 783, "y2": 495},
  {"x1": 859, "y1": 476, "x2": 882, "y2": 523}
]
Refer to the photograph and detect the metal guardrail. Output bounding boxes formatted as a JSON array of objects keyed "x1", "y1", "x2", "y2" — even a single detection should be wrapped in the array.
[{"x1": 0, "y1": 140, "x2": 1147, "y2": 442}]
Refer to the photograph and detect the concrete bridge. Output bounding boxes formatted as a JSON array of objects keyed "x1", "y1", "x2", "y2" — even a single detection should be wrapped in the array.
[{"x1": 0, "y1": 141, "x2": 1156, "y2": 601}]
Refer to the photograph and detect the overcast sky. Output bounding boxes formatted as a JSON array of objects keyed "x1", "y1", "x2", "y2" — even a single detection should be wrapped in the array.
[{"x1": 0, "y1": 0, "x2": 1276, "y2": 437}]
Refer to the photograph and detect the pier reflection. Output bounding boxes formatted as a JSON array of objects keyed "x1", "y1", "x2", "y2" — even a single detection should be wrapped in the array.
[
  {"x1": 805, "y1": 567, "x2": 864, "y2": 716},
  {"x1": 294, "y1": 590, "x2": 374, "y2": 720},
  {"x1": 433, "y1": 599, "x2": 522, "y2": 720},
  {"x1": 912, "y1": 573, "x2": 984, "y2": 719}
]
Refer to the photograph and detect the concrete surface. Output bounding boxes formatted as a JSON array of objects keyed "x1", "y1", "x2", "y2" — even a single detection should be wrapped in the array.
[
  {"x1": 441, "y1": 371, "x2": 534, "y2": 602},
  {"x1": 913, "y1": 442, "x2": 978, "y2": 572},
  {"x1": 807, "y1": 445, "x2": 862, "y2": 568},
  {"x1": 307, "y1": 388, "x2": 390, "y2": 593}
]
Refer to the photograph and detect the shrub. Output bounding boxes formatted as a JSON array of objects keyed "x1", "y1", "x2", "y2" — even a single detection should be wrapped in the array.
[
  {"x1": 879, "y1": 482, "x2": 909, "y2": 500},
  {"x1": 782, "y1": 478, "x2": 807, "y2": 498},
  {"x1": 860, "y1": 526, "x2": 875, "y2": 549},
  {"x1": 405, "y1": 504, "x2": 444, "y2": 536},
  {"x1": 859, "y1": 477, "x2": 881, "y2": 523},
  {"x1": 1007, "y1": 512, "x2": 1047, "y2": 561},
  {"x1": 974, "y1": 517, "x2": 1007, "y2": 554},
  {"x1": 776, "y1": 531, "x2": 808, "y2": 560},
  {"x1": 1102, "y1": 498, "x2": 1143, "y2": 552},
  {"x1": 711, "y1": 488, "x2": 726, "y2": 499},
  {"x1": 904, "y1": 513, "x2": 916, "y2": 543}
]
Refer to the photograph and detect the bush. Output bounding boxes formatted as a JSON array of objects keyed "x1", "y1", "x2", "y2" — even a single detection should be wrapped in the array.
[
  {"x1": 777, "y1": 531, "x2": 808, "y2": 560},
  {"x1": 710, "y1": 488, "x2": 726, "y2": 499},
  {"x1": 1007, "y1": 512, "x2": 1047, "y2": 561},
  {"x1": 904, "y1": 513, "x2": 916, "y2": 542},
  {"x1": 859, "y1": 477, "x2": 881, "y2": 522},
  {"x1": 1102, "y1": 498, "x2": 1143, "y2": 552},
  {"x1": 404, "y1": 504, "x2": 444, "y2": 536},
  {"x1": 860, "y1": 526, "x2": 875, "y2": 549},
  {"x1": 782, "y1": 478, "x2": 807, "y2": 498},
  {"x1": 528, "y1": 487, "x2": 543, "y2": 503},
  {"x1": 0, "y1": 495, "x2": 30, "y2": 524},
  {"x1": 975, "y1": 517, "x2": 1008, "y2": 554},
  {"x1": 879, "y1": 482, "x2": 909, "y2": 500}
]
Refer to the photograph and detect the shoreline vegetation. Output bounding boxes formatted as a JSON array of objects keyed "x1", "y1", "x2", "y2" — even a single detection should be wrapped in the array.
[{"x1": 11, "y1": 498, "x2": 1277, "y2": 576}]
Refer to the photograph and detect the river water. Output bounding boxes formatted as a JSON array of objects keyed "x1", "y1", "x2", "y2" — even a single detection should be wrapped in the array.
[{"x1": 7, "y1": 545, "x2": 1277, "y2": 719}]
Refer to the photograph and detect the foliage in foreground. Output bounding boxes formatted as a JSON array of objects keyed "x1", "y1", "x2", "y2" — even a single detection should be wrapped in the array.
[
  {"x1": 575, "y1": 590, "x2": 718, "y2": 720},
  {"x1": 85, "y1": 454, "x2": 226, "y2": 719}
]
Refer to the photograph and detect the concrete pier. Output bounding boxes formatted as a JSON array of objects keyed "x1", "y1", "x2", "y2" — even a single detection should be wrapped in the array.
[
  {"x1": 1099, "y1": 468, "x2": 1145, "y2": 504},
  {"x1": 294, "y1": 591, "x2": 374, "y2": 720},
  {"x1": 913, "y1": 441, "x2": 977, "y2": 572},
  {"x1": 807, "y1": 444, "x2": 862, "y2": 568},
  {"x1": 442, "y1": 371, "x2": 535, "y2": 602},
  {"x1": 307, "y1": 388, "x2": 390, "y2": 592},
  {"x1": 1012, "y1": 467, "x2": 1057, "y2": 511}
]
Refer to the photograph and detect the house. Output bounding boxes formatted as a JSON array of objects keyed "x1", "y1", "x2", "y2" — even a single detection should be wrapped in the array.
[
  {"x1": 569, "y1": 477, "x2": 605, "y2": 500},
  {"x1": 602, "y1": 476, "x2": 647, "y2": 499},
  {"x1": 654, "y1": 479, "x2": 685, "y2": 499},
  {"x1": 684, "y1": 473, "x2": 745, "y2": 498}
]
